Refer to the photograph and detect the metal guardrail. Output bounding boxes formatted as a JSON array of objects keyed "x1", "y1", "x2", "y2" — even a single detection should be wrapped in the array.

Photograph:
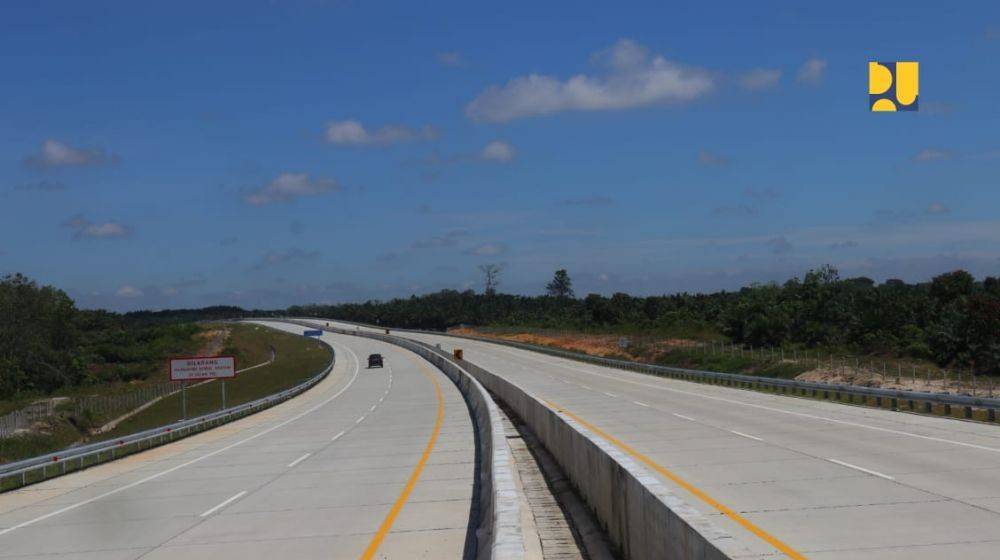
[
  {"x1": 288, "y1": 317, "x2": 1000, "y2": 422},
  {"x1": 0, "y1": 335, "x2": 335, "y2": 493}
]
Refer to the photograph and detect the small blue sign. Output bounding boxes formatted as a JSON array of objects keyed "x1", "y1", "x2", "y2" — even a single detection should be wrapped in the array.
[{"x1": 303, "y1": 329, "x2": 323, "y2": 337}]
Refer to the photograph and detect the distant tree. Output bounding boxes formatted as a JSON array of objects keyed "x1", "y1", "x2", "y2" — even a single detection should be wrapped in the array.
[
  {"x1": 478, "y1": 264, "x2": 502, "y2": 296},
  {"x1": 546, "y1": 269, "x2": 575, "y2": 298}
]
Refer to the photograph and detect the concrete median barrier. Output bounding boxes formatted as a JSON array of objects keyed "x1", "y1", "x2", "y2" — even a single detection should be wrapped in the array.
[{"x1": 445, "y1": 353, "x2": 739, "y2": 560}]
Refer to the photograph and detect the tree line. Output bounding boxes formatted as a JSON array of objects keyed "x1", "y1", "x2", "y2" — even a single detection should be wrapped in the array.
[
  {"x1": 3, "y1": 264, "x2": 998, "y2": 403},
  {"x1": 0, "y1": 274, "x2": 201, "y2": 399},
  {"x1": 289, "y1": 266, "x2": 1000, "y2": 374}
]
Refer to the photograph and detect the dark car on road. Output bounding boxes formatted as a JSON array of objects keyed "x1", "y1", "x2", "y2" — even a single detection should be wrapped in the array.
[{"x1": 368, "y1": 353, "x2": 384, "y2": 368}]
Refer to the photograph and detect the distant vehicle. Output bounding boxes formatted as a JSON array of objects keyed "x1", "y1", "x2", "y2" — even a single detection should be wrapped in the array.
[{"x1": 368, "y1": 353, "x2": 384, "y2": 368}]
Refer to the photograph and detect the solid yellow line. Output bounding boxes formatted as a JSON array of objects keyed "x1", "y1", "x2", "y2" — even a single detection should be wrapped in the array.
[
  {"x1": 543, "y1": 399, "x2": 808, "y2": 560},
  {"x1": 359, "y1": 360, "x2": 445, "y2": 560}
]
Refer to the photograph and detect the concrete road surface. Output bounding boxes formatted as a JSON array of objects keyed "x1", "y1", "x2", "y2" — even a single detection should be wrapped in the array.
[
  {"x1": 0, "y1": 321, "x2": 477, "y2": 559},
  {"x1": 319, "y1": 320, "x2": 1000, "y2": 560}
]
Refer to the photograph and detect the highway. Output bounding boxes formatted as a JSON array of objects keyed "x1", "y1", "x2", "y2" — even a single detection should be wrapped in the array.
[
  {"x1": 318, "y1": 320, "x2": 1000, "y2": 560},
  {"x1": 0, "y1": 321, "x2": 478, "y2": 559}
]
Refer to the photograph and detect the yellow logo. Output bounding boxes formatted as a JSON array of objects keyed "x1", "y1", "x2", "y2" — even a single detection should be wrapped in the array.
[{"x1": 869, "y1": 61, "x2": 918, "y2": 111}]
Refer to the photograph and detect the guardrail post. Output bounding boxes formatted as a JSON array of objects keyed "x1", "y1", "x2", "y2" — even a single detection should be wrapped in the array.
[
  {"x1": 964, "y1": 406, "x2": 973, "y2": 419},
  {"x1": 989, "y1": 409, "x2": 997, "y2": 422}
]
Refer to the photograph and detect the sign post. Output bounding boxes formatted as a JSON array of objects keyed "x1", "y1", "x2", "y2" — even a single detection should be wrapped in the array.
[{"x1": 170, "y1": 356, "x2": 237, "y2": 418}]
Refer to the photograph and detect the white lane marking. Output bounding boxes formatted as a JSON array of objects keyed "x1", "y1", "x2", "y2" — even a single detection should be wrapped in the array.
[
  {"x1": 633, "y1": 401, "x2": 650, "y2": 407},
  {"x1": 199, "y1": 490, "x2": 247, "y2": 517},
  {"x1": 287, "y1": 453, "x2": 311, "y2": 468},
  {"x1": 0, "y1": 336, "x2": 362, "y2": 538},
  {"x1": 673, "y1": 413, "x2": 696, "y2": 421},
  {"x1": 370, "y1": 404, "x2": 377, "y2": 412},
  {"x1": 356, "y1": 417, "x2": 364, "y2": 424},
  {"x1": 580, "y1": 385, "x2": 592, "y2": 390},
  {"x1": 331, "y1": 430, "x2": 346, "y2": 442},
  {"x1": 827, "y1": 459, "x2": 895, "y2": 481},
  {"x1": 603, "y1": 392, "x2": 618, "y2": 398},
  {"x1": 478, "y1": 343, "x2": 1000, "y2": 455},
  {"x1": 730, "y1": 430, "x2": 764, "y2": 442}
]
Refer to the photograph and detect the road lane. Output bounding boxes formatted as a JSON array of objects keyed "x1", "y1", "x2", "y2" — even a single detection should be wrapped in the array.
[
  {"x1": 320, "y1": 320, "x2": 1000, "y2": 559},
  {"x1": 0, "y1": 321, "x2": 477, "y2": 560}
]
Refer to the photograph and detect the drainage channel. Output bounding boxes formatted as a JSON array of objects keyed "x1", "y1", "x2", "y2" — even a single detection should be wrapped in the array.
[{"x1": 492, "y1": 395, "x2": 617, "y2": 560}]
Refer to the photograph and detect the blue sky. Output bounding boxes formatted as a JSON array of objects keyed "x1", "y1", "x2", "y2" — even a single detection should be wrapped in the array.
[{"x1": 2, "y1": 1, "x2": 999, "y2": 311}]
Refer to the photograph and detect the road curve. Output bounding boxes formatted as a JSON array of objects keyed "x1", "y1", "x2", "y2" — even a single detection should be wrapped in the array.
[
  {"x1": 320, "y1": 320, "x2": 1000, "y2": 560},
  {"x1": 0, "y1": 321, "x2": 477, "y2": 560}
]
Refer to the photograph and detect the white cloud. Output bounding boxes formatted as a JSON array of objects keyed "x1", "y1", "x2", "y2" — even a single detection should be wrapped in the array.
[
  {"x1": 116, "y1": 285, "x2": 143, "y2": 298},
  {"x1": 926, "y1": 202, "x2": 950, "y2": 215},
  {"x1": 797, "y1": 58, "x2": 827, "y2": 85},
  {"x1": 324, "y1": 119, "x2": 439, "y2": 146},
  {"x1": 436, "y1": 51, "x2": 463, "y2": 67},
  {"x1": 739, "y1": 68, "x2": 781, "y2": 91},
  {"x1": 63, "y1": 216, "x2": 131, "y2": 239},
  {"x1": 481, "y1": 140, "x2": 516, "y2": 162},
  {"x1": 913, "y1": 148, "x2": 954, "y2": 162},
  {"x1": 697, "y1": 149, "x2": 730, "y2": 167},
  {"x1": 244, "y1": 173, "x2": 339, "y2": 206},
  {"x1": 24, "y1": 139, "x2": 116, "y2": 168},
  {"x1": 465, "y1": 39, "x2": 714, "y2": 122}
]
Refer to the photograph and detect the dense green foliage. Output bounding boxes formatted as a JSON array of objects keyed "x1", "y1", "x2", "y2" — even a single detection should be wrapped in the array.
[
  {"x1": 0, "y1": 274, "x2": 201, "y2": 400},
  {"x1": 290, "y1": 266, "x2": 1000, "y2": 374}
]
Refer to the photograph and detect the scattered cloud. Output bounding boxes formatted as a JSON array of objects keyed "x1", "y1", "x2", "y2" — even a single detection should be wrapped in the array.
[
  {"x1": 324, "y1": 119, "x2": 439, "y2": 146},
  {"x1": 698, "y1": 149, "x2": 730, "y2": 167},
  {"x1": 465, "y1": 38, "x2": 714, "y2": 122},
  {"x1": 251, "y1": 248, "x2": 321, "y2": 271},
  {"x1": 925, "y1": 201, "x2": 950, "y2": 215},
  {"x1": 436, "y1": 51, "x2": 463, "y2": 67},
  {"x1": 912, "y1": 148, "x2": 954, "y2": 162},
  {"x1": 712, "y1": 187, "x2": 780, "y2": 217},
  {"x1": 412, "y1": 229, "x2": 471, "y2": 249},
  {"x1": 244, "y1": 172, "x2": 339, "y2": 206},
  {"x1": 744, "y1": 187, "x2": 780, "y2": 202},
  {"x1": 765, "y1": 236, "x2": 793, "y2": 254},
  {"x1": 558, "y1": 195, "x2": 614, "y2": 207},
  {"x1": 480, "y1": 140, "x2": 516, "y2": 163},
  {"x1": 116, "y1": 285, "x2": 144, "y2": 298},
  {"x1": 797, "y1": 57, "x2": 827, "y2": 85},
  {"x1": 63, "y1": 216, "x2": 131, "y2": 239},
  {"x1": 15, "y1": 180, "x2": 67, "y2": 192},
  {"x1": 738, "y1": 68, "x2": 781, "y2": 91},
  {"x1": 464, "y1": 243, "x2": 508, "y2": 256},
  {"x1": 24, "y1": 139, "x2": 117, "y2": 169}
]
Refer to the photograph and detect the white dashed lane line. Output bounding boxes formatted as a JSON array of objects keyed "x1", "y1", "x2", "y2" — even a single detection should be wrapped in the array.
[
  {"x1": 827, "y1": 459, "x2": 895, "y2": 481},
  {"x1": 633, "y1": 401, "x2": 650, "y2": 407},
  {"x1": 287, "y1": 453, "x2": 311, "y2": 468},
  {"x1": 730, "y1": 430, "x2": 764, "y2": 442},
  {"x1": 200, "y1": 491, "x2": 247, "y2": 517}
]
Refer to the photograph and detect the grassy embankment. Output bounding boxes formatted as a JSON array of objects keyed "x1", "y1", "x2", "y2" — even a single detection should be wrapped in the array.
[
  {"x1": 0, "y1": 323, "x2": 330, "y2": 463},
  {"x1": 104, "y1": 323, "x2": 330, "y2": 437}
]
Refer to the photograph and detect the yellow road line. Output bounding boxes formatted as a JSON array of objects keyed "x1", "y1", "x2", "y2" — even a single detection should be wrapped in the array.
[
  {"x1": 359, "y1": 359, "x2": 445, "y2": 560},
  {"x1": 543, "y1": 399, "x2": 808, "y2": 560}
]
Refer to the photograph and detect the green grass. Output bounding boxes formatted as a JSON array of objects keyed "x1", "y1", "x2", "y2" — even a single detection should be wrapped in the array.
[
  {"x1": 100, "y1": 323, "x2": 330, "y2": 439},
  {"x1": 0, "y1": 323, "x2": 331, "y2": 463}
]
